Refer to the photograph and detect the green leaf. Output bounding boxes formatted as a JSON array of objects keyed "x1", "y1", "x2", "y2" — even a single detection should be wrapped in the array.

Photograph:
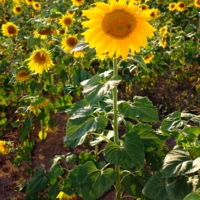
[
  {"x1": 128, "y1": 55, "x2": 149, "y2": 71},
  {"x1": 182, "y1": 127, "x2": 200, "y2": 138},
  {"x1": 78, "y1": 161, "x2": 116, "y2": 200},
  {"x1": 27, "y1": 34, "x2": 41, "y2": 48},
  {"x1": 184, "y1": 188, "x2": 200, "y2": 200},
  {"x1": 64, "y1": 134, "x2": 88, "y2": 148},
  {"x1": 48, "y1": 183, "x2": 60, "y2": 200},
  {"x1": 124, "y1": 130, "x2": 145, "y2": 170},
  {"x1": 83, "y1": 75, "x2": 121, "y2": 105},
  {"x1": 162, "y1": 149, "x2": 200, "y2": 177},
  {"x1": 66, "y1": 115, "x2": 108, "y2": 141},
  {"x1": 26, "y1": 167, "x2": 47, "y2": 194},
  {"x1": 143, "y1": 172, "x2": 168, "y2": 200},
  {"x1": 191, "y1": 116, "x2": 200, "y2": 125},
  {"x1": 104, "y1": 142, "x2": 134, "y2": 168},
  {"x1": 48, "y1": 163, "x2": 64, "y2": 185},
  {"x1": 65, "y1": 154, "x2": 77, "y2": 163},
  {"x1": 118, "y1": 96, "x2": 160, "y2": 122},
  {"x1": 166, "y1": 177, "x2": 193, "y2": 200},
  {"x1": 78, "y1": 152, "x2": 97, "y2": 165}
]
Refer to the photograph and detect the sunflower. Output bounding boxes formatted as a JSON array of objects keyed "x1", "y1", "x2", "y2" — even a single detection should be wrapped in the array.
[
  {"x1": 169, "y1": 3, "x2": 177, "y2": 11},
  {"x1": 143, "y1": 54, "x2": 154, "y2": 63},
  {"x1": 32, "y1": 1, "x2": 41, "y2": 10},
  {"x1": 195, "y1": 0, "x2": 200, "y2": 7},
  {"x1": 139, "y1": 4, "x2": 149, "y2": 11},
  {"x1": 71, "y1": 0, "x2": 84, "y2": 6},
  {"x1": 58, "y1": 28, "x2": 67, "y2": 35},
  {"x1": 73, "y1": 51, "x2": 86, "y2": 58},
  {"x1": 67, "y1": 10, "x2": 75, "y2": 16},
  {"x1": 56, "y1": 192, "x2": 76, "y2": 200},
  {"x1": 160, "y1": 37, "x2": 167, "y2": 48},
  {"x1": 61, "y1": 35, "x2": 78, "y2": 52},
  {"x1": 0, "y1": 140, "x2": 9, "y2": 155},
  {"x1": 12, "y1": 5, "x2": 22, "y2": 15},
  {"x1": 159, "y1": 26, "x2": 168, "y2": 35},
  {"x1": 2, "y1": 22, "x2": 19, "y2": 37},
  {"x1": 96, "y1": 52, "x2": 111, "y2": 60},
  {"x1": 15, "y1": 69, "x2": 29, "y2": 82},
  {"x1": 177, "y1": 2, "x2": 186, "y2": 11},
  {"x1": 133, "y1": 0, "x2": 142, "y2": 3},
  {"x1": 82, "y1": 0, "x2": 155, "y2": 59},
  {"x1": 0, "y1": 0, "x2": 6, "y2": 3},
  {"x1": 59, "y1": 14, "x2": 73, "y2": 28},
  {"x1": 34, "y1": 27, "x2": 57, "y2": 39},
  {"x1": 147, "y1": 8, "x2": 160, "y2": 20},
  {"x1": 25, "y1": 0, "x2": 33, "y2": 5},
  {"x1": 29, "y1": 98, "x2": 49, "y2": 112},
  {"x1": 25, "y1": 48, "x2": 54, "y2": 74}
]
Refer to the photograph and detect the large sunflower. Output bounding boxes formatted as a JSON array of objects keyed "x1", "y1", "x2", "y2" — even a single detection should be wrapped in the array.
[
  {"x1": 177, "y1": 2, "x2": 186, "y2": 11},
  {"x1": 82, "y1": 0, "x2": 155, "y2": 59},
  {"x1": 15, "y1": 69, "x2": 29, "y2": 82},
  {"x1": 195, "y1": 0, "x2": 200, "y2": 7},
  {"x1": 2, "y1": 22, "x2": 19, "y2": 37},
  {"x1": 13, "y1": 5, "x2": 22, "y2": 14},
  {"x1": 169, "y1": 3, "x2": 177, "y2": 11},
  {"x1": 59, "y1": 14, "x2": 73, "y2": 28},
  {"x1": 61, "y1": 35, "x2": 78, "y2": 52},
  {"x1": 71, "y1": 0, "x2": 84, "y2": 6},
  {"x1": 25, "y1": 48, "x2": 54, "y2": 74}
]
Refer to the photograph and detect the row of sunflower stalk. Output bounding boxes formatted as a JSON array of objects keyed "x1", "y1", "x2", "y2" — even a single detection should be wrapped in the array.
[{"x1": 0, "y1": 0, "x2": 200, "y2": 199}]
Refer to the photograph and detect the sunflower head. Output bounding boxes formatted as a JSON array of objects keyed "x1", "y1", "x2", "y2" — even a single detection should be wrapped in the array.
[
  {"x1": 25, "y1": 48, "x2": 54, "y2": 74},
  {"x1": 2, "y1": 22, "x2": 19, "y2": 37},
  {"x1": 56, "y1": 192, "x2": 76, "y2": 200},
  {"x1": 195, "y1": 0, "x2": 200, "y2": 7},
  {"x1": 169, "y1": 3, "x2": 177, "y2": 11},
  {"x1": 67, "y1": 10, "x2": 75, "y2": 16},
  {"x1": 59, "y1": 15, "x2": 73, "y2": 28},
  {"x1": 82, "y1": 0, "x2": 155, "y2": 59},
  {"x1": 71, "y1": 0, "x2": 84, "y2": 6},
  {"x1": 61, "y1": 35, "x2": 78, "y2": 52},
  {"x1": 15, "y1": 68, "x2": 29, "y2": 82},
  {"x1": 139, "y1": 4, "x2": 149, "y2": 11},
  {"x1": 25, "y1": 0, "x2": 33, "y2": 5},
  {"x1": 73, "y1": 51, "x2": 86, "y2": 58},
  {"x1": 34, "y1": 27, "x2": 57, "y2": 39},
  {"x1": 58, "y1": 28, "x2": 67, "y2": 35},
  {"x1": 0, "y1": 0, "x2": 6, "y2": 4},
  {"x1": 29, "y1": 97, "x2": 49, "y2": 112},
  {"x1": 159, "y1": 26, "x2": 168, "y2": 35},
  {"x1": 147, "y1": 8, "x2": 160, "y2": 20},
  {"x1": 32, "y1": 1, "x2": 41, "y2": 10},
  {"x1": 0, "y1": 140, "x2": 9, "y2": 155},
  {"x1": 13, "y1": 5, "x2": 22, "y2": 14},
  {"x1": 177, "y1": 2, "x2": 186, "y2": 11},
  {"x1": 160, "y1": 37, "x2": 167, "y2": 48},
  {"x1": 143, "y1": 54, "x2": 154, "y2": 63}
]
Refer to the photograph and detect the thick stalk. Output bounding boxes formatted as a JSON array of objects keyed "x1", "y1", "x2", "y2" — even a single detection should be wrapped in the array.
[{"x1": 113, "y1": 58, "x2": 121, "y2": 200}]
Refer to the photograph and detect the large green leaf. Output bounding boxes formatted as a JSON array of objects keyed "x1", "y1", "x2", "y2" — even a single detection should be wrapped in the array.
[
  {"x1": 124, "y1": 130, "x2": 145, "y2": 170},
  {"x1": 182, "y1": 126, "x2": 200, "y2": 138},
  {"x1": 66, "y1": 115, "x2": 108, "y2": 141},
  {"x1": 48, "y1": 183, "x2": 60, "y2": 200},
  {"x1": 184, "y1": 188, "x2": 200, "y2": 200},
  {"x1": 26, "y1": 167, "x2": 47, "y2": 194},
  {"x1": 166, "y1": 177, "x2": 193, "y2": 200},
  {"x1": 143, "y1": 172, "x2": 168, "y2": 200},
  {"x1": 118, "y1": 96, "x2": 160, "y2": 122},
  {"x1": 104, "y1": 142, "x2": 134, "y2": 168},
  {"x1": 162, "y1": 149, "x2": 200, "y2": 177},
  {"x1": 78, "y1": 161, "x2": 116, "y2": 200},
  {"x1": 83, "y1": 75, "x2": 121, "y2": 105},
  {"x1": 48, "y1": 163, "x2": 64, "y2": 185}
]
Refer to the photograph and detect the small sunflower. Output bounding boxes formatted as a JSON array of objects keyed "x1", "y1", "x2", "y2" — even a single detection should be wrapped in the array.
[
  {"x1": 61, "y1": 35, "x2": 78, "y2": 52},
  {"x1": 71, "y1": 0, "x2": 84, "y2": 6},
  {"x1": 73, "y1": 51, "x2": 86, "y2": 58},
  {"x1": 25, "y1": 48, "x2": 54, "y2": 74},
  {"x1": 194, "y1": 0, "x2": 200, "y2": 7},
  {"x1": 159, "y1": 26, "x2": 168, "y2": 35},
  {"x1": 160, "y1": 37, "x2": 167, "y2": 48},
  {"x1": 139, "y1": 4, "x2": 149, "y2": 11},
  {"x1": 177, "y1": 2, "x2": 186, "y2": 11},
  {"x1": 143, "y1": 54, "x2": 154, "y2": 63},
  {"x1": 32, "y1": 1, "x2": 41, "y2": 10},
  {"x1": 25, "y1": 0, "x2": 33, "y2": 5},
  {"x1": 169, "y1": 3, "x2": 177, "y2": 11},
  {"x1": 147, "y1": 8, "x2": 160, "y2": 20},
  {"x1": 58, "y1": 29, "x2": 67, "y2": 35},
  {"x1": 12, "y1": 5, "x2": 22, "y2": 15},
  {"x1": 82, "y1": 0, "x2": 155, "y2": 59},
  {"x1": 0, "y1": 140, "x2": 9, "y2": 155},
  {"x1": 15, "y1": 69, "x2": 29, "y2": 82},
  {"x1": 59, "y1": 14, "x2": 73, "y2": 28},
  {"x1": 34, "y1": 27, "x2": 57, "y2": 39},
  {"x1": 67, "y1": 10, "x2": 75, "y2": 16},
  {"x1": 0, "y1": 0, "x2": 6, "y2": 3},
  {"x1": 29, "y1": 98, "x2": 49, "y2": 112},
  {"x1": 56, "y1": 192, "x2": 76, "y2": 200},
  {"x1": 162, "y1": 31, "x2": 169, "y2": 38},
  {"x1": 2, "y1": 22, "x2": 19, "y2": 37}
]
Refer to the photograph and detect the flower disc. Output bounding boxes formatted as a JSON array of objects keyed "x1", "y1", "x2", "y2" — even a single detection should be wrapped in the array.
[
  {"x1": 82, "y1": 0, "x2": 155, "y2": 59},
  {"x1": 2, "y1": 22, "x2": 19, "y2": 37},
  {"x1": 177, "y1": 2, "x2": 186, "y2": 11},
  {"x1": 61, "y1": 36, "x2": 78, "y2": 52},
  {"x1": 59, "y1": 15, "x2": 73, "y2": 27},
  {"x1": 13, "y1": 5, "x2": 22, "y2": 14},
  {"x1": 195, "y1": 0, "x2": 200, "y2": 7},
  {"x1": 16, "y1": 70, "x2": 29, "y2": 82}
]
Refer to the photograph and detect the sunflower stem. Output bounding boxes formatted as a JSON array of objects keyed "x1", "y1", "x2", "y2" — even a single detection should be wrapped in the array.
[{"x1": 113, "y1": 57, "x2": 121, "y2": 200}]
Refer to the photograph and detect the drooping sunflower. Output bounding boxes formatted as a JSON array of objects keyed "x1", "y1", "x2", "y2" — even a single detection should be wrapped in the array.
[
  {"x1": 61, "y1": 35, "x2": 78, "y2": 52},
  {"x1": 34, "y1": 27, "x2": 57, "y2": 39},
  {"x1": 0, "y1": 140, "x2": 9, "y2": 155},
  {"x1": 25, "y1": 48, "x2": 54, "y2": 74},
  {"x1": 160, "y1": 37, "x2": 167, "y2": 48},
  {"x1": 15, "y1": 69, "x2": 29, "y2": 82},
  {"x1": 82, "y1": 0, "x2": 155, "y2": 59},
  {"x1": 12, "y1": 5, "x2": 22, "y2": 14},
  {"x1": 143, "y1": 54, "x2": 154, "y2": 63},
  {"x1": 56, "y1": 192, "x2": 76, "y2": 200},
  {"x1": 59, "y1": 14, "x2": 73, "y2": 28},
  {"x1": 25, "y1": 0, "x2": 33, "y2": 5},
  {"x1": 29, "y1": 98, "x2": 49, "y2": 112},
  {"x1": 32, "y1": 1, "x2": 41, "y2": 10},
  {"x1": 177, "y1": 2, "x2": 186, "y2": 11},
  {"x1": 169, "y1": 3, "x2": 177, "y2": 11},
  {"x1": 139, "y1": 4, "x2": 149, "y2": 11},
  {"x1": 73, "y1": 51, "x2": 86, "y2": 58},
  {"x1": 159, "y1": 26, "x2": 168, "y2": 35},
  {"x1": 194, "y1": 0, "x2": 200, "y2": 7},
  {"x1": 71, "y1": 0, "x2": 84, "y2": 6},
  {"x1": 2, "y1": 22, "x2": 19, "y2": 37}
]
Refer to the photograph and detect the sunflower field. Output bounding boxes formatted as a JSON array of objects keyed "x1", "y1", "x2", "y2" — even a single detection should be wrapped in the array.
[{"x1": 0, "y1": 0, "x2": 200, "y2": 199}]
